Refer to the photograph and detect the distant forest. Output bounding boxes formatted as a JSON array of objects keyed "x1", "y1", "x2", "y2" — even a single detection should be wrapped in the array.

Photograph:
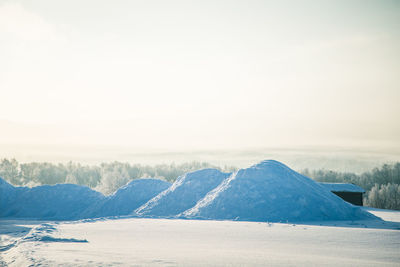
[{"x1": 1, "y1": 159, "x2": 399, "y2": 210}]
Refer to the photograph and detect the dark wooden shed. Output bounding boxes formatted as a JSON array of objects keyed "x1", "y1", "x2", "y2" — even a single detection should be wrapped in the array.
[{"x1": 319, "y1": 183, "x2": 365, "y2": 206}]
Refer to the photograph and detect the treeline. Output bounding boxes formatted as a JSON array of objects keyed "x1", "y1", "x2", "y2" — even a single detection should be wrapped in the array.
[
  {"x1": 1, "y1": 158, "x2": 399, "y2": 210},
  {"x1": 301, "y1": 162, "x2": 400, "y2": 210},
  {"x1": 0, "y1": 159, "x2": 235, "y2": 195}
]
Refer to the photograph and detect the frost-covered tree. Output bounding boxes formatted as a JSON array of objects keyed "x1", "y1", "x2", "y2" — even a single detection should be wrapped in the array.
[
  {"x1": 65, "y1": 174, "x2": 78, "y2": 184},
  {"x1": 365, "y1": 183, "x2": 400, "y2": 210},
  {"x1": 95, "y1": 163, "x2": 131, "y2": 195},
  {"x1": 0, "y1": 158, "x2": 20, "y2": 185}
]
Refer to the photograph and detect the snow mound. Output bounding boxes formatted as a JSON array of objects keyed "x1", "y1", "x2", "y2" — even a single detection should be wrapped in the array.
[
  {"x1": 84, "y1": 179, "x2": 171, "y2": 218},
  {"x1": 1, "y1": 182, "x2": 105, "y2": 220},
  {"x1": 182, "y1": 160, "x2": 378, "y2": 222},
  {"x1": 0, "y1": 176, "x2": 170, "y2": 220},
  {"x1": 0, "y1": 177, "x2": 18, "y2": 216},
  {"x1": 0, "y1": 176, "x2": 14, "y2": 191},
  {"x1": 136, "y1": 169, "x2": 230, "y2": 217}
]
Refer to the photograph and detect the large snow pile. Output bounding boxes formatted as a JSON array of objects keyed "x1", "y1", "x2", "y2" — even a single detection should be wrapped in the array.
[
  {"x1": 84, "y1": 179, "x2": 171, "y2": 218},
  {"x1": 182, "y1": 160, "x2": 377, "y2": 222},
  {"x1": 135, "y1": 169, "x2": 230, "y2": 217}
]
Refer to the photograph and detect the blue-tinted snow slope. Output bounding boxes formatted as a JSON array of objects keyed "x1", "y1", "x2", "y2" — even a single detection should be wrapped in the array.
[
  {"x1": 135, "y1": 169, "x2": 230, "y2": 217},
  {"x1": 0, "y1": 179, "x2": 105, "y2": 220},
  {"x1": 182, "y1": 160, "x2": 378, "y2": 222},
  {"x1": 0, "y1": 177, "x2": 170, "y2": 220},
  {"x1": 0, "y1": 178, "x2": 21, "y2": 217},
  {"x1": 84, "y1": 179, "x2": 171, "y2": 218}
]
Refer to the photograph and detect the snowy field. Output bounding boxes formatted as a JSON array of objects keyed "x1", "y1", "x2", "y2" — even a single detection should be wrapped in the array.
[{"x1": 1, "y1": 208, "x2": 399, "y2": 266}]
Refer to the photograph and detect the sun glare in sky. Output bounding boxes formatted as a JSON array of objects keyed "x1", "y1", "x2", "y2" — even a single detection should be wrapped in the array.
[{"x1": 1, "y1": 0, "x2": 399, "y2": 151}]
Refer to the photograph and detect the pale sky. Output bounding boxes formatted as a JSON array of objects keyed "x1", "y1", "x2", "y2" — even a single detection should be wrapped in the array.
[{"x1": 0, "y1": 0, "x2": 399, "y2": 151}]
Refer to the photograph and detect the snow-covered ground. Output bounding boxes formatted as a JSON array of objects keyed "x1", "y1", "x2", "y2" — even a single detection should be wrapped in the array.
[
  {"x1": 1, "y1": 160, "x2": 399, "y2": 266},
  {"x1": 1, "y1": 208, "x2": 399, "y2": 266}
]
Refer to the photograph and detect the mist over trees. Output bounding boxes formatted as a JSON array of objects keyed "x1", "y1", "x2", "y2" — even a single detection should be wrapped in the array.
[
  {"x1": 0, "y1": 158, "x2": 399, "y2": 210},
  {"x1": 0, "y1": 159, "x2": 236, "y2": 195}
]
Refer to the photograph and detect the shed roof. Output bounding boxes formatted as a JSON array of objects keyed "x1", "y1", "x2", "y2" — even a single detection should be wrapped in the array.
[{"x1": 319, "y1": 183, "x2": 365, "y2": 193}]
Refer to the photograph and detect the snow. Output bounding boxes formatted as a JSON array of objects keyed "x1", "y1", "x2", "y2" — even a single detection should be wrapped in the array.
[
  {"x1": 135, "y1": 169, "x2": 230, "y2": 217},
  {"x1": 83, "y1": 179, "x2": 171, "y2": 218},
  {"x1": 2, "y1": 159, "x2": 400, "y2": 266},
  {"x1": 0, "y1": 177, "x2": 170, "y2": 220},
  {"x1": 362, "y1": 207, "x2": 400, "y2": 223},
  {"x1": 319, "y1": 182, "x2": 365, "y2": 193},
  {"x1": 0, "y1": 179, "x2": 18, "y2": 217},
  {"x1": 183, "y1": 160, "x2": 376, "y2": 222},
  {"x1": 1, "y1": 208, "x2": 399, "y2": 266},
  {"x1": 0, "y1": 160, "x2": 381, "y2": 223},
  {"x1": 1, "y1": 157, "x2": 400, "y2": 266},
  {"x1": 0, "y1": 182, "x2": 104, "y2": 220}
]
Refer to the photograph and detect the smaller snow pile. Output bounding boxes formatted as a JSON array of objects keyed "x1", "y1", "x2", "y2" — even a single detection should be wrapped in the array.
[
  {"x1": 0, "y1": 177, "x2": 20, "y2": 217},
  {"x1": 136, "y1": 169, "x2": 230, "y2": 217},
  {"x1": 0, "y1": 180, "x2": 105, "y2": 220},
  {"x1": 84, "y1": 179, "x2": 171, "y2": 218},
  {"x1": 182, "y1": 160, "x2": 378, "y2": 222}
]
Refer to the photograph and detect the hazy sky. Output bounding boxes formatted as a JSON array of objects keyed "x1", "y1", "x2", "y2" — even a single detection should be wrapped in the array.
[{"x1": 1, "y1": 0, "x2": 399, "y2": 151}]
